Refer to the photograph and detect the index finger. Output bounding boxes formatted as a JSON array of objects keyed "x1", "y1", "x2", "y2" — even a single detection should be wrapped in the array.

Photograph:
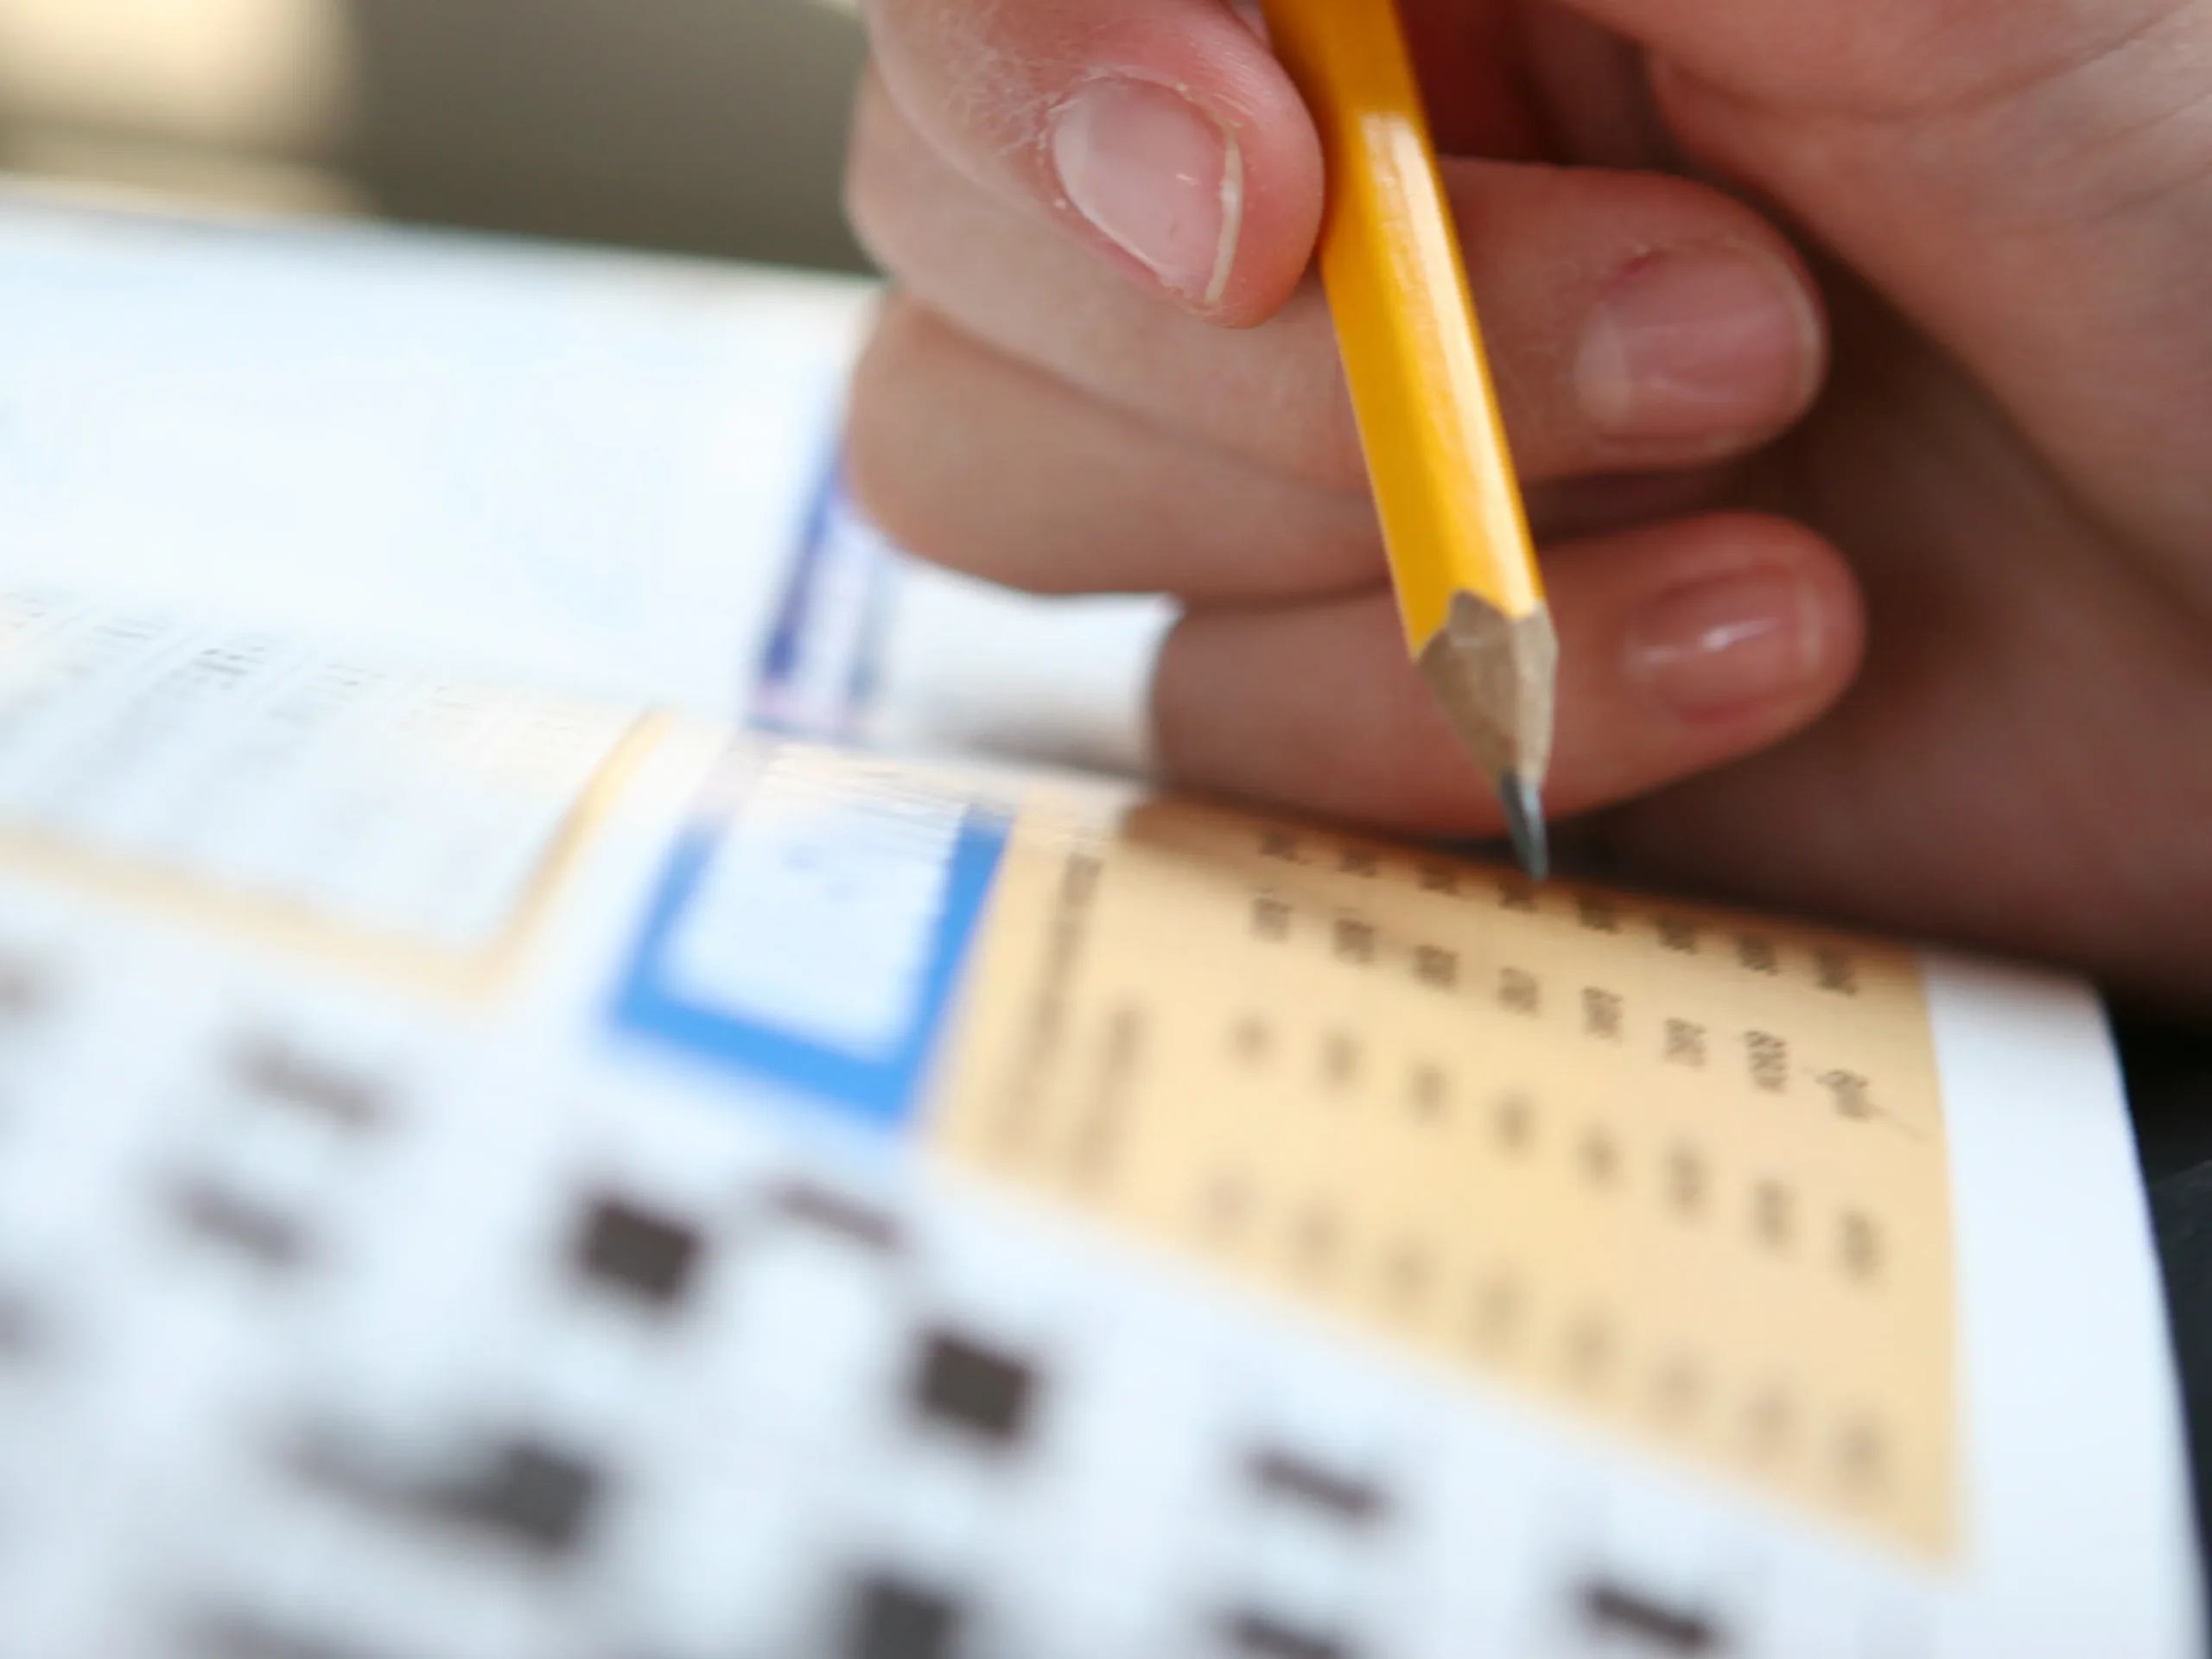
[{"x1": 858, "y1": 0, "x2": 1324, "y2": 321}]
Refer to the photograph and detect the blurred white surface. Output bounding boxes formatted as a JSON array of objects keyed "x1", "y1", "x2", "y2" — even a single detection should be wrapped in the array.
[
  {"x1": 0, "y1": 188, "x2": 1168, "y2": 772},
  {"x1": 0, "y1": 188, "x2": 871, "y2": 711}
]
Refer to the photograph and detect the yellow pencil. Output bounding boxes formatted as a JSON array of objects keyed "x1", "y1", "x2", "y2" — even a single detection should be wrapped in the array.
[{"x1": 1259, "y1": 0, "x2": 1556, "y2": 878}]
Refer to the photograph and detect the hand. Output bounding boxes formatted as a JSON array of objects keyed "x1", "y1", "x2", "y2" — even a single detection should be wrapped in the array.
[{"x1": 841, "y1": 0, "x2": 2212, "y2": 1006}]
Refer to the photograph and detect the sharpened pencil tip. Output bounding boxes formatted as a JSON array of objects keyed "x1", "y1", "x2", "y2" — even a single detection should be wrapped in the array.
[{"x1": 1498, "y1": 771, "x2": 1548, "y2": 883}]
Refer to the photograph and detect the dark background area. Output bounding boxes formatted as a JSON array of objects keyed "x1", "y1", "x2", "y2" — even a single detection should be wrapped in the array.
[{"x1": 343, "y1": 0, "x2": 868, "y2": 271}]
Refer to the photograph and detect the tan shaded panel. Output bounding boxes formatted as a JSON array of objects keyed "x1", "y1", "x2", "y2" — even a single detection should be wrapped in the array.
[{"x1": 930, "y1": 793, "x2": 1956, "y2": 1560}]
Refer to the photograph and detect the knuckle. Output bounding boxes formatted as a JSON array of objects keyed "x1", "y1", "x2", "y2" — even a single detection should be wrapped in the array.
[{"x1": 845, "y1": 302, "x2": 1028, "y2": 587}]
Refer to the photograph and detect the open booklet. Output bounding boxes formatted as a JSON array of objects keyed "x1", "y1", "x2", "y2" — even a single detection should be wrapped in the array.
[{"x1": 0, "y1": 188, "x2": 2196, "y2": 1657}]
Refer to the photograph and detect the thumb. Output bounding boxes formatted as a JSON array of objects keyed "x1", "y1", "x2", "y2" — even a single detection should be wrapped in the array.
[{"x1": 857, "y1": 0, "x2": 1322, "y2": 322}]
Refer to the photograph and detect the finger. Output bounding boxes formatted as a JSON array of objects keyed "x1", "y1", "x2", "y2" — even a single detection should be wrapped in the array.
[
  {"x1": 1153, "y1": 512, "x2": 1864, "y2": 832},
  {"x1": 846, "y1": 296, "x2": 1736, "y2": 599},
  {"x1": 851, "y1": 71, "x2": 1827, "y2": 493},
  {"x1": 857, "y1": 0, "x2": 1321, "y2": 322},
  {"x1": 1512, "y1": 3, "x2": 1677, "y2": 170},
  {"x1": 1539, "y1": 0, "x2": 2062, "y2": 111},
  {"x1": 846, "y1": 296, "x2": 1377, "y2": 600}
]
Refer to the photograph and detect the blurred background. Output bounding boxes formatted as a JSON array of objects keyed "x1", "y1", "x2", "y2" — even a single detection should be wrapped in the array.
[{"x1": 0, "y1": 0, "x2": 872, "y2": 270}]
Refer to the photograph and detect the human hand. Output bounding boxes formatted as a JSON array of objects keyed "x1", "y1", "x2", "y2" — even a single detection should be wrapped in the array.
[{"x1": 842, "y1": 0, "x2": 2212, "y2": 1005}]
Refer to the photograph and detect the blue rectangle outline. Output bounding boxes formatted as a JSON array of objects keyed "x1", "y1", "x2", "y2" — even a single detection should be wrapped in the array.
[{"x1": 610, "y1": 804, "x2": 1011, "y2": 1129}]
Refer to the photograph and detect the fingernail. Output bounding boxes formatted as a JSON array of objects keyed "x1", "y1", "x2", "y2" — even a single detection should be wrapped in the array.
[
  {"x1": 1051, "y1": 77, "x2": 1243, "y2": 307},
  {"x1": 1626, "y1": 569, "x2": 1825, "y2": 721},
  {"x1": 1578, "y1": 244, "x2": 1818, "y2": 442}
]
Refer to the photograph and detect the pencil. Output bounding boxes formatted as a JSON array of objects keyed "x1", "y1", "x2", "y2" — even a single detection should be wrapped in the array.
[{"x1": 1258, "y1": 0, "x2": 1557, "y2": 880}]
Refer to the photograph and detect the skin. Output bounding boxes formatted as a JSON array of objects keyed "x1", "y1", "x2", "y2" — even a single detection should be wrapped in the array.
[{"x1": 841, "y1": 0, "x2": 2212, "y2": 1007}]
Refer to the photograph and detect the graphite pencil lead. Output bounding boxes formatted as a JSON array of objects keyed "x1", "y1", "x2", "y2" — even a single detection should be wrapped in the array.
[{"x1": 1498, "y1": 770, "x2": 1549, "y2": 884}]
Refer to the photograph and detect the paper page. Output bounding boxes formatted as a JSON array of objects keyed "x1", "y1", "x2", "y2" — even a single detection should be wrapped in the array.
[
  {"x1": 0, "y1": 185, "x2": 868, "y2": 715},
  {"x1": 0, "y1": 589, "x2": 2192, "y2": 1657},
  {"x1": 0, "y1": 188, "x2": 1173, "y2": 773}
]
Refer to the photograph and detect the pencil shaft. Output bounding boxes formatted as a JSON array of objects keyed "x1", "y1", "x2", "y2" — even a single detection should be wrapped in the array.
[{"x1": 1260, "y1": 0, "x2": 1545, "y2": 654}]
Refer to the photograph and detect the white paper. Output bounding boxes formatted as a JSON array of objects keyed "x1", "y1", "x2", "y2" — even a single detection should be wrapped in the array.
[
  {"x1": 0, "y1": 192, "x2": 2193, "y2": 1658},
  {"x1": 0, "y1": 187, "x2": 871, "y2": 715},
  {"x1": 0, "y1": 188, "x2": 1175, "y2": 775},
  {"x1": 1927, "y1": 955, "x2": 2201, "y2": 1653}
]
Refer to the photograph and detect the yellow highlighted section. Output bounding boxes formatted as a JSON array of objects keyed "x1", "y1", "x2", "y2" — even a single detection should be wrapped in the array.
[{"x1": 930, "y1": 794, "x2": 1956, "y2": 1560}]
